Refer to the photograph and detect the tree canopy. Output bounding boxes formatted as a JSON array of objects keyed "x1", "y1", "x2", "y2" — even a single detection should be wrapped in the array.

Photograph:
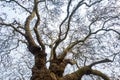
[{"x1": 0, "y1": 0, "x2": 120, "y2": 80}]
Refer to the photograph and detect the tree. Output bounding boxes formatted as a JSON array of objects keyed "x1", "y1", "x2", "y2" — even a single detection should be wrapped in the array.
[{"x1": 0, "y1": 0, "x2": 120, "y2": 80}]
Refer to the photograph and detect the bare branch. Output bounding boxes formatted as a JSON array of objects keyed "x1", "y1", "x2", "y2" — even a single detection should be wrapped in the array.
[
  {"x1": 52, "y1": 0, "x2": 85, "y2": 60},
  {"x1": 61, "y1": 66, "x2": 110, "y2": 80},
  {"x1": 61, "y1": 59, "x2": 112, "y2": 79},
  {"x1": 58, "y1": 15, "x2": 120, "y2": 60},
  {"x1": 0, "y1": 22, "x2": 25, "y2": 36},
  {"x1": 24, "y1": 0, "x2": 37, "y2": 47},
  {"x1": 33, "y1": 0, "x2": 45, "y2": 50},
  {"x1": 51, "y1": 0, "x2": 104, "y2": 60},
  {"x1": 58, "y1": 34, "x2": 90, "y2": 60},
  {"x1": 58, "y1": 0, "x2": 72, "y2": 38},
  {"x1": 88, "y1": 58, "x2": 112, "y2": 68},
  {"x1": 53, "y1": 0, "x2": 104, "y2": 60},
  {"x1": 50, "y1": 0, "x2": 72, "y2": 60},
  {"x1": 62, "y1": 0, "x2": 84, "y2": 41},
  {"x1": 91, "y1": 70, "x2": 110, "y2": 80}
]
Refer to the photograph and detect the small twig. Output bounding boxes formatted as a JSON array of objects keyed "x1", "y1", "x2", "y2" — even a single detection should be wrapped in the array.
[{"x1": 84, "y1": 57, "x2": 87, "y2": 66}]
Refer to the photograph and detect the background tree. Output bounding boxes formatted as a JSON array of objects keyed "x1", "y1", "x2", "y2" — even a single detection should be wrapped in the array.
[{"x1": 0, "y1": 0, "x2": 120, "y2": 80}]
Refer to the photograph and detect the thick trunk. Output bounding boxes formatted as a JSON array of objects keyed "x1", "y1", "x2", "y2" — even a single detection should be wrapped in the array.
[
  {"x1": 26, "y1": 42, "x2": 110, "y2": 80},
  {"x1": 28, "y1": 45, "x2": 57, "y2": 80},
  {"x1": 29, "y1": 46, "x2": 110, "y2": 80},
  {"x1": 31, "y1": 66, "x2": 54, "y2": 80}
]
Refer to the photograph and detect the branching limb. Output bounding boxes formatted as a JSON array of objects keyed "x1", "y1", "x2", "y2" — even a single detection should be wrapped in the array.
[
  {"x1": 0, "y1": 22, "x2": 25, "y2": 36},
  {"x1": 56, "y1": 0, "x2": 104, "y2": 60},
  {"x1": 56, "y1": 0, "x2": 107, "y2": 61},
  {"x1": 90, "y1": 70, "x2": 110, "y2": 80},
  {"x1": 51, "y1": 0, "x2": 104, "y2": 60},
  {"x1": 62, "y1": 0, "x2": 84, "y2": 41},
  {"x1": 53, "y1": 0, "x2": 85, "y2": 60},
  {"x1": 33, "y1": 0, "x2": 45, "y2": 50},
  {"x1": 61, "y1": 59, "x2": 112, "y2": 80},
  {"x1": 24, "y1": 0, "x2": 37, "y2": 47},
  {"x1": 58, "y1": 0, "x2": 72, "y2": 38},
  {"x1": 50, "y1": 0, "x2": 72, "y2": 60},
  {"x1": 58, "y1": 16, "x2": 120, "y2": 60},
  {"x1": 57, "y1": 35, "x2": 90, "y2": 60}
]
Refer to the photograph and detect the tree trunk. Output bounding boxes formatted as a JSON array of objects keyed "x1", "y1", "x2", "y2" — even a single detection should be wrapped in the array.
[{"x1": 29, "y1": 46, "x2": 110, "y2": 80}]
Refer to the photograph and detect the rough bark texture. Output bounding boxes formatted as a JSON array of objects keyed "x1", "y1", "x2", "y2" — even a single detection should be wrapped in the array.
[{"x1": 29, "y1": 47, "x2": 110, "y2": 80}]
